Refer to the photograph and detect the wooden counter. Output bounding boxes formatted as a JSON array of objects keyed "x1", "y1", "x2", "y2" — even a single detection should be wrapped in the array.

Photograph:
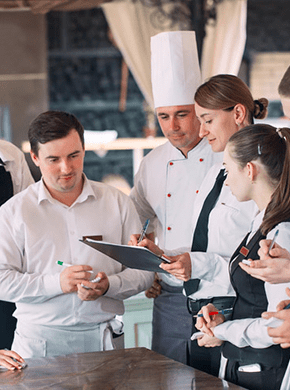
[{"x1": 0, "y1": 347, "x2": 247, "y2": 389}]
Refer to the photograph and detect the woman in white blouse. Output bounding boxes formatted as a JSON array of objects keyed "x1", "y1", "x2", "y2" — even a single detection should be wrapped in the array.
[{"x1": 196, "y1": 124, "x2": 290, "y2": 390}]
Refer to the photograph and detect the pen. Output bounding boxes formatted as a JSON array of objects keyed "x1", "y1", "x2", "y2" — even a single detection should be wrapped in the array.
[
  {"x1": 138, "y1": 218, "x2": 150, "y2": 243},
  {"x1": 56, "y1": 261, "x2": 94, "y2": 274},
  {"x1": 267, "y1": 229, "x2": 279, "y2": 256},
  {"x1": 193, "y1": 308, "x2": 233, "y2": 318},
  {"x1": 284, "y1": 303, "x2": 290, "y2": 310}
]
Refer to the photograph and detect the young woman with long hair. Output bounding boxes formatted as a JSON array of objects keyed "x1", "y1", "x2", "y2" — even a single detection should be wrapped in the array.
[{"x1": 196, "y1": 124, "x2": 290, "y2": 390}]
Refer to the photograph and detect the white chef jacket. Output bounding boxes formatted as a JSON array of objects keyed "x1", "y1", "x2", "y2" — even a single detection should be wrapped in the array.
[
  {"x1": 167, "y1": 162, "x2": 258, "y2": 299},
  {"x1": 0, "y1": 139, "x2": 34, "y2": 193},
  {"x1": 0, "y1": 176, "x2": 154, "y2": 329},
  {"x1": 214, "y1": 210, "x2": 290, "y2": 349},
  {"x1": 130, "y1": 138, "x2": 222, "y2": 286}
]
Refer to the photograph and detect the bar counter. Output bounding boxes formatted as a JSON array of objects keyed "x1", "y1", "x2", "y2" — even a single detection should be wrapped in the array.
[{"x1": 0, "y1": 347, "x2": 247, "y2": 389}]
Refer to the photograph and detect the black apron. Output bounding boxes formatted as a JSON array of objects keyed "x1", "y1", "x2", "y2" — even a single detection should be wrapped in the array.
[{"x1": 223, "y1": 227, "x2": 290, "y2": 390}]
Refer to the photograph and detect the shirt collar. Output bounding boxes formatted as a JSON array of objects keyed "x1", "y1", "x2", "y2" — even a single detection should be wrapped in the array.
[
  {"x1": 37, "y1": 174, "x2": 96, "y2": 206},
  {"x1": 169, "y1": 137, "x2": 206, "y2": 160},
  {"x1": 251, "y1": 208, "x2": 265, "y2": 233}
]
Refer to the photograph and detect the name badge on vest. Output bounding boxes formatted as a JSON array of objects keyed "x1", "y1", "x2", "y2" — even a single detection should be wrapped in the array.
[{"x1": 239, "y1": 246, "x2": 249, "y2": 257}]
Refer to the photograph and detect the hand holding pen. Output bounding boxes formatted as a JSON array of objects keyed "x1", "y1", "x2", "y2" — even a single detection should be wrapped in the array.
[
  {"x1": 56, "y1": 261, "x2": 95, "y2": 294},
  {"x1": 241, "y1": 229, "x2": 279, "y2": 266},
  {"x1": 195, "y1": 303, "x2": 226, "y2": 337},
  {"x1": 56, "y1": 261, "x2": 103, "y2": 291},
  {"x1": 191, "y1": 309, "x2": 233, "y2": 340},
  {"x1": 267, "y1": 229, "x2": 280, "y2": 257}
]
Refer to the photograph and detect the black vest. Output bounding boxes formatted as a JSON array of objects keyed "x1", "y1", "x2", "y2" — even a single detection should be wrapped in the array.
[
  {"x1": 0, "y1": 159, "x2": 13, "y2": 206},
  {"x1": 222, "y1": 226, "x2": 290, "y2": 367}
]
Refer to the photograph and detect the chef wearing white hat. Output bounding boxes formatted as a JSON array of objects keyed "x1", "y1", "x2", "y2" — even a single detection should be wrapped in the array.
[{"x1": 130, "y1": 31, "x2": 222, "y2": 364}]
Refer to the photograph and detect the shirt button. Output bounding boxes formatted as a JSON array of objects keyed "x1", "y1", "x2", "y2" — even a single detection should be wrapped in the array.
[
  {"x1": 199, "y1": 158, "x2": 204, "y2": 162},
  {"x1": 167, "y1": 227, "x2": 172, "y2": 231},
  {"x1": 169, "y1": 162, "x2": 174, "y2": 166},
  {"x1": 196, "y1": 190, "x2": 199, "y2": 194},
  {"x1": 167, "y1": 193, "x2": 171, "y2": 197}
]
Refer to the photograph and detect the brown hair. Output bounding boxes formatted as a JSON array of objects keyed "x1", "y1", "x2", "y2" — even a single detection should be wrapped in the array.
[
  {"x1": 194, "y1": 74, "x2": 268, "y2": 124},
  {"x1": 278, "y1": 66, "x2": 290, "y2": 98},
  {"x1": 28, "y1": 110, "x2": 84, "y2": 156},
  {"x1": 227, "y1": 124, "x2": 290, "y2": 235}
]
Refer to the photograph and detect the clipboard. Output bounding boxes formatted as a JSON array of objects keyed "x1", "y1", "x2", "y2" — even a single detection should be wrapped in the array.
[{"x1": 80, "y1": 238, "x2": 170, "y2": 273}]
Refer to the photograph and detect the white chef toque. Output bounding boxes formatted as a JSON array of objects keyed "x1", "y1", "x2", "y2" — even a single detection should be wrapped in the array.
[{"x1": 151, "y1": 31, "x2": 201, "y2": 109}]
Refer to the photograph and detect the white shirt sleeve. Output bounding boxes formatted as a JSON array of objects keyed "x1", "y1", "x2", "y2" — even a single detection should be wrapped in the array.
[
  {"x1": 107, "y1": 269, "x2": 154, "y2": 300},
  {"x1": 0, "y1": 205, "x2": 62, "y2": 303}
]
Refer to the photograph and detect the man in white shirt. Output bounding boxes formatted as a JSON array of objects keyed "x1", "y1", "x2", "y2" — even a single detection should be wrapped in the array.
[
  {"x1": 0, "y1": 140, "x2": 34, "y2": 350},
  {"x1": 0, "y1": 110, "x2": 153, "y2": 358},
  {"x1": 130, "y1": 31, "x2": 222, "y2": 364}
]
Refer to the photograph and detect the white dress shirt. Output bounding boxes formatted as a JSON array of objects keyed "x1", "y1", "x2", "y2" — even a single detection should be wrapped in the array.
[
  {"x1": 130, "y1": 138, "x2": 222, "y2": 286},
  {"x1": 0, "y1": 177, "x2": 154, "y2": 329},
  {"x1": 0, "y1": 139, "x2": 34, "y2": 193}
]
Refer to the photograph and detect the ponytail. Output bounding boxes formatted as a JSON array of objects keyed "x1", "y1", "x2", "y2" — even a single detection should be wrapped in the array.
[
  {"x1": 262, "y1": 127, "x2": 290, "y2": 234},
  {"x1": 227, "y1": 124, "x2": 290, "y2": 235}
]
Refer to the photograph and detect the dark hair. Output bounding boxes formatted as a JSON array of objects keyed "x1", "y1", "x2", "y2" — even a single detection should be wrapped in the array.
[
  {"x1": 28, "y1": 111, "x2": 84, "y2": 156},
  {"x1": 227, "y1": 124, "x2": 290, "y2": 235},
  {"x1": 194, "y1": 74, "x2": 268, "y2": 124},
  {"x1": 278, "y1": 66, "x2": 290, "y2": 98}
]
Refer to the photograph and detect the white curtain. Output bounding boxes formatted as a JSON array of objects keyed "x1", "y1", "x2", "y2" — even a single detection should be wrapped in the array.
[
  {"x1": 102, "y1": 0, "x2": 247, "y2": 106},
  {"x1": 101, "y1": 0, "x2": 186, "y2": 110},
  {"x1": 201, "y1": 0, "x2": 247, "y2": 81}
]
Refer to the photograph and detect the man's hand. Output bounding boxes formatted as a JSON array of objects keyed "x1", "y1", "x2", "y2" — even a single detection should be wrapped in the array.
[
  {"x1": 239, "y1": 240, "x2": 290, "y2": 283},
  {"x1": 159, "y1": 253, "x2": 191, "y2": 281},
  {"x1": 262, "y1": 287, "x2": 290, "y2": 348},
  {"x1": 145, "y1": 273, "x2": 162, "y2": 299},
  {"x1": 60, "y1": 264, "x2": 94, "y2": 294},
  {"x1": 77, "y1": 272, "x2": 109, "y2": 301}
]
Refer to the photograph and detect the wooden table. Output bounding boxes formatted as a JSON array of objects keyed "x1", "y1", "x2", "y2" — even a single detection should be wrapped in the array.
[{"x1": 0, "y1": 347, "x2": 247, "y2": 389}]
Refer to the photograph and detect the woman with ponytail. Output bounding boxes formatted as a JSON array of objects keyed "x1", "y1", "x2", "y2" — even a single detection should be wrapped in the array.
[{"x1": 196, "y1": 124, "x2": 290, "y2": 390}]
